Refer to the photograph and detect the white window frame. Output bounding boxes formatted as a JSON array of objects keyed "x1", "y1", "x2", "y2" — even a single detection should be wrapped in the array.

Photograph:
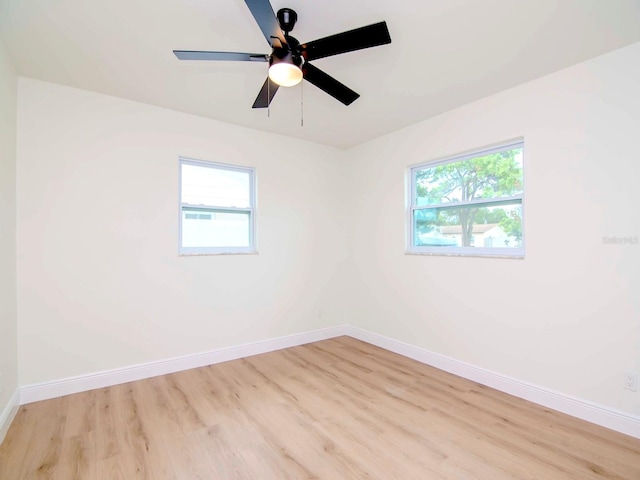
[
  {"x1": 407, "y1": 140, "x2": 525, "y2": 258},
  {"x1": 179, "y1": 157, "x2": 256, "y2": 255}
]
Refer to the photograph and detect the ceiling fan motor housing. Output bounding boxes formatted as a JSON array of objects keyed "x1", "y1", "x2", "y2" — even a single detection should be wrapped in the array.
[
  {"x1": 272, "y1": 33, "x2": 302, "y2": 63},
  {"x1": 270, "y1": 48, "x2": 302, "y2": 67}
]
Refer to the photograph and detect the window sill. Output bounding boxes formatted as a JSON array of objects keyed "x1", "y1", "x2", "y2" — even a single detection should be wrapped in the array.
[
  {"x1": 179, "y1": 251, "x2": 258, "y2": 256},
  {"x1": 405, "y1": 250, "x2": 524, "y2": 259}
]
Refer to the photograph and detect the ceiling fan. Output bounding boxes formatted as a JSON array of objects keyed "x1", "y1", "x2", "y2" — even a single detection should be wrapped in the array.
[{"x1": 173, "y1": 0, "x2": 392, "y2": 108}]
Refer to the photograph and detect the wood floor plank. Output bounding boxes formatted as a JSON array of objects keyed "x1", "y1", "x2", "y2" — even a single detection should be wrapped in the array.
[
  {"x1": 0, "y1": 403, "x2": 44, "y2": 478},
  {"x1": 52, "y1": 432, "x2": 96, "y2": 480},
  {"x1": 1, "y1": 337, "x2": 639, "y2": 479},
  {"x1": 15, "y1": 397, "x2": 68, "y2": 479},
  {"x1": 62, "y1": 390, "x2": 96, "y2": 439}
]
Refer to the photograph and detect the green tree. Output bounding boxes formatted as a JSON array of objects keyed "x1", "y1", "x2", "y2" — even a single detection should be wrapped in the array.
[
  {"x1": 499, "y1": 210, "x2": 523, "y2": 242},
  {"x1": 416, "y1": 149, "x2": 523, "y2": 246},
  {"x1": 434, "y1": 205, "x2": 509, "y2": 227}
]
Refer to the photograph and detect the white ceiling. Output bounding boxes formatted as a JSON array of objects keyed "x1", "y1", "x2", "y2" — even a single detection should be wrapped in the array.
[{"x1": 2, "y1": 0, "x2": 640, "y2": 149}]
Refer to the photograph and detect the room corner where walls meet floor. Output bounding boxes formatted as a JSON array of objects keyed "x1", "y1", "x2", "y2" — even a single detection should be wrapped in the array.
[{"x1": 2, "y1": 324, "x2": 638, "y2": 444}]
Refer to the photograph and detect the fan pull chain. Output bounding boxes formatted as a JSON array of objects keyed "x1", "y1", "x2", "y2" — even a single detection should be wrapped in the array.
[
  {"x1": 300, "y1": 79, "x2": 304, "y2": 127},
  {"x1": 267, "y1": 76, "x2": 271, "y2": 118}
]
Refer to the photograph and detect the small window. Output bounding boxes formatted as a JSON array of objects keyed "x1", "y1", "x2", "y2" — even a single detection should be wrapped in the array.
[
  {"x1": 179, "y1": 158, "x2": 256, "y2": 254},
  {"x1": 408, "y1": 140, "x2": 524, "y2": 257}
]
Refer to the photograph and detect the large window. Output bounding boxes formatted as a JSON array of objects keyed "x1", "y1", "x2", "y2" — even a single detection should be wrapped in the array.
[
  {"x1": 408, "y1": 140, "x2": 524, "y2": 257},
  {"x1": 179, "y1": 158, "x2": 256, "y2": 254}
]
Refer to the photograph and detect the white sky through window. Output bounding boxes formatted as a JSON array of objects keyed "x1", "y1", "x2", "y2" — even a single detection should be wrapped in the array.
[{"x1": 181, "y1": 164, "x2": 250, "y2": 208}]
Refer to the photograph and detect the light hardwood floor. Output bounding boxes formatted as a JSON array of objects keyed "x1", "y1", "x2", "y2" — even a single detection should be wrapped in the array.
[{"x1": 1, "y1": 336, "x2": 639, "y2": 479}]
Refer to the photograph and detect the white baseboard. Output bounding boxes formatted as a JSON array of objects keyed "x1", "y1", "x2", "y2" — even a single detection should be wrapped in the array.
[
  {"x1": 345, "y1": 325, "x2": 640, "y2": 439},
  {"x1": 20, "y1": 325, "x2": 348, "y2": 404},
  {"x1": 15, "y1": 323, "x2": 640, "y2": 440},
  {"x1": 0, "y1": 389, "x2": 20, "y2": 445}
]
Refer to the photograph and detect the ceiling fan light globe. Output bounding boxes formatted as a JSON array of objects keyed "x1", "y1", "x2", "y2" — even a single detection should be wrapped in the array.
[{"x1": 268, "y1": 63, "x2": 303, "y2": 87}]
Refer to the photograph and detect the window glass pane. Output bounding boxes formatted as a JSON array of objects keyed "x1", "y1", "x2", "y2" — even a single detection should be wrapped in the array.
[
  {"x1": 414, "y1": 203, "x2": 523, "y2": 249},
  {"x1": 182, "y1": 208, "x2": 250, "y2": 248},
  {"x1": 181, "y1": 163, "x2": 250, "y2": 208},
  {"x1": 415, "y1": 146, "x2": 523, "y2": 206}
]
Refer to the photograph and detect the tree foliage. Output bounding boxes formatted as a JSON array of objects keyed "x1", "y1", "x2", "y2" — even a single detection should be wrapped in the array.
[{"x1": 416, "y1": 149, "x2": 523, "y2": 246}]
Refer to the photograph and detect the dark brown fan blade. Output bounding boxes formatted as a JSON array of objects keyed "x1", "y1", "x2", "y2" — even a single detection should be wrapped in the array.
[
  {"x1": 244, "y1": 0, "x2": 287, "y2": 48},
  {"x1": 301, "y1": 21, "x2": 391, "y2": 61},
  {"x1": 252, "y1": 77, "x2": 280, "y2": 108},
  {"x1": 303, "y1": 63, "x2": 359, "y2": 106},
  {"x1": 173, "y1": 51, "x2": 268, "y2": 62}
]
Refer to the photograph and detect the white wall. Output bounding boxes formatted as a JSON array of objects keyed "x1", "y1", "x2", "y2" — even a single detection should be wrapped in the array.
[
  {"x1": 0, "y1": 38, "x2": 18, "y2": 416},
  {"x1": 16, "y1": 78, "x2": 349, "y2": 385},
  {"x1": 346, "y1": 42, "x2": 640, "y2": 416}
]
